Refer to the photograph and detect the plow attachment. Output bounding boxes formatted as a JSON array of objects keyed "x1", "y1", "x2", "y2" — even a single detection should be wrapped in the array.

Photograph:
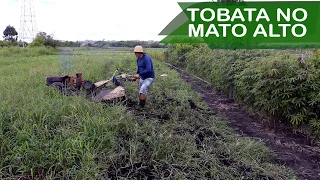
[{"x1": 45, "y1": 71, "x2": 135, "y2": 104}]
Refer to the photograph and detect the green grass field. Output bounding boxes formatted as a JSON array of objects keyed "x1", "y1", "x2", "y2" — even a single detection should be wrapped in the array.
[{"x1": 0, "y1": 47, "x2": 296, "y2": 179}]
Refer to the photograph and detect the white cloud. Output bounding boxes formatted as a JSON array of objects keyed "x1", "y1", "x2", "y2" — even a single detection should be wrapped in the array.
[{"x1": 0, "y1": 0, "x2": 317, "y2": 42}]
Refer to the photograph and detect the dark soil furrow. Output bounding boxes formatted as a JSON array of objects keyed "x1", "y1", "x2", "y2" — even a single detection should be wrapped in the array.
[{"x1": 169, "y1": 64, "x2": 320, "y2": 180}]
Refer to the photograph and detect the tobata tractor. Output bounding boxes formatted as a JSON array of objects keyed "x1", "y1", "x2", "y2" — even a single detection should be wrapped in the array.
[{"x1": 45, "y1": 70, "x2": 136, "y2": 103}]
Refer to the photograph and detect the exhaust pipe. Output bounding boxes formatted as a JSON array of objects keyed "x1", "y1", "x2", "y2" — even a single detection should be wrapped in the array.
[{"x1": 76, "y1": 73, "x2": 82, "y2": 90}]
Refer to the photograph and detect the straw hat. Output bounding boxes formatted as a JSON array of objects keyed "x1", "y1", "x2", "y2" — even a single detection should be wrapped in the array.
[{"x1": 134, "y1": 45, "x2": 143, "y2": 53}]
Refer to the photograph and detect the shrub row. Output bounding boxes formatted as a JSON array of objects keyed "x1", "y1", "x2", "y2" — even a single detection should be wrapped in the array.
[{"x1": 164, "y1": 44, "x2": 320, "y2": 137}]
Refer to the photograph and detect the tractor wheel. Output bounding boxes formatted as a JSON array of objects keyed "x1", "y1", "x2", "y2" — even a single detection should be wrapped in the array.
[
  {"x1": 82, "y1": 80, "x2": 95, "y2": 90},
  {"x1": 82, "y1": 80, "x2": 97, "y2": 96},
  {"x1": 50, "y1": 82, "x2": 66, "y2": 94}
]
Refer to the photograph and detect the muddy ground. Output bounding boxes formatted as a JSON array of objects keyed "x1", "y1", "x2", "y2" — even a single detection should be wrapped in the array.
[{"x1": 167, "y1": 64, "x2": 320, "y2": 180}]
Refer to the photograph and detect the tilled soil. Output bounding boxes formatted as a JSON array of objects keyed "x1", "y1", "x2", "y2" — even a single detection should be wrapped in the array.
[{"x1": 168, "y1": 64, "x2": 320, "y2": 180}]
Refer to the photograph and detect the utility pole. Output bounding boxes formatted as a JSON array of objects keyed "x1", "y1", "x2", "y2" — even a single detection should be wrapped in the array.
[{"x1": 18, "y1": 0, "x2": 38, "y2": 47}]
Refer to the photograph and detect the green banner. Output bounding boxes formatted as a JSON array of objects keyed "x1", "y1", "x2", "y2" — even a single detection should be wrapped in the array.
[{"x1": 159, "y1": 1, "x2": 320, "y2": 49}]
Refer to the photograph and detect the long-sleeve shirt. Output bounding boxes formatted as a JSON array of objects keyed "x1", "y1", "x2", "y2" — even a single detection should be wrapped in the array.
[{"x1": 136, "y1": 54, "x2": 155, "y2": 80}]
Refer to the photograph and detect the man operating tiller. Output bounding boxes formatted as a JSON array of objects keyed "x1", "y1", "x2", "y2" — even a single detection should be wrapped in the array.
[{"x1": 133, "y1": 45, "x2": 155, "y2": 109}]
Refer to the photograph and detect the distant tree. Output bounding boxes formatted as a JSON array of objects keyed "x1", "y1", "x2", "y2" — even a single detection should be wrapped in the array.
[
  {"x1": 32, "y1": 32, "x2": 46, "y2": 46},
  {"x1": 3, "y1": 25, "x2": 18, "y2": 43},
  {"x1": 30, "y1": 32, "x2": 57, "y2": 48},
  {"x1": 44, "y1": 34, "x2": 56, "y2": 47}
]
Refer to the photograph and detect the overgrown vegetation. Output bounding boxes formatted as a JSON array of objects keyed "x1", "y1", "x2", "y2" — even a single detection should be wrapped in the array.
[
  {"x1": 0, "y1": 40, "x2": 18, "y2": 47},
  {"x1": 165, "y1": 44, "x2": 320, "y2": 138},
  {"x1": 0, "y1": 46, "x2": 58, "y2": 57},
  {"x1": 0, "y1": 47, "x2": 295, "y2": 179}
]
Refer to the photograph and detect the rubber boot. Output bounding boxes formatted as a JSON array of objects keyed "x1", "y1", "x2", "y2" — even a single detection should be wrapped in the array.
[
  {"x1": 135, "y1": 94, "x2": 146, "y2": 110},
  {"x1": 139, "y1": 100, "x2": 146, "y2": 108}
]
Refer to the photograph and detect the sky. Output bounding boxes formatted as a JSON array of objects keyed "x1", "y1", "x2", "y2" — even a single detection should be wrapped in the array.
[{"x1": 0, "y1": 0, "x2": 311, "y2": 42}]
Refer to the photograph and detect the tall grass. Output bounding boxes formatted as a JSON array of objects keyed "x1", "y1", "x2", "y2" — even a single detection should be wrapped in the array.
[
  {"x1": 0, "y1": 47, "x2": 296, "y2": 179},
  {"x1": 147, "y1": 51, "x2": 166, "y2": 62},
  {"x1": 0, "y1": 46, "x2": 58, "y2": 57}
]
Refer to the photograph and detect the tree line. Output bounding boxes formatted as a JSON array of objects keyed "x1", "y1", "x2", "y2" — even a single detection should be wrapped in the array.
[
  {"x1": 85, "y1": 40, "x2": 167, "y2": 49},
  {"x1": 0, "y1": 25, "x2": 167, "y2": 48}
]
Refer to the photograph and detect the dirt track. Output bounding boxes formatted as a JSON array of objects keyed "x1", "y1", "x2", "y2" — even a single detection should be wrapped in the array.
[{"x1": 167, "y1": 63, "x2": 320, "y2": 180}]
